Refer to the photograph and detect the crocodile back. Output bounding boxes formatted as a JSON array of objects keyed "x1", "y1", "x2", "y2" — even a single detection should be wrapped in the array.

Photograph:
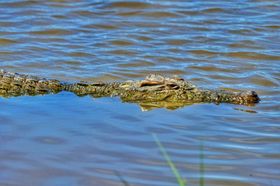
[{"x1": 0, "y1": 70, "x2": 64, "y2": 97}]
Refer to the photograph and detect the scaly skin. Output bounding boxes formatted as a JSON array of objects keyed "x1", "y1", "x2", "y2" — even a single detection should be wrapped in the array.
[
  {"x1": 0, "y1": 70, "x2": 260, "y2": 109},
  {"x1": 0, "y1": 70, "x2": 64, "y2": 96}
]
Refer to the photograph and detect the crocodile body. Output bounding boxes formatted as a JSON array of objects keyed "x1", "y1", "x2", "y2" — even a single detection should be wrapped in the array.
[{"x1": 0, "y1": 70, "x2": 260, "y2": 109}]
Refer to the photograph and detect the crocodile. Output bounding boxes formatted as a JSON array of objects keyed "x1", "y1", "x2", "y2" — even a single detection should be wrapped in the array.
[{"x1": 0, "y1": 69, "x2": 260, "y2": 110}]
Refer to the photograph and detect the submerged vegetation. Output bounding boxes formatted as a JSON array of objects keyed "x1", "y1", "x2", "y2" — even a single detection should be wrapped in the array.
[
  {"x1": 116, "y1": 134, "x2": 205, "y2": 186},
  {"x1": 153, "y1": 134, "x2": 205, "y2": 186}
]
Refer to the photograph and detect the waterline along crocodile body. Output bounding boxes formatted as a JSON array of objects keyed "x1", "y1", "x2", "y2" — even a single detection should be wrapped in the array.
[{"x1": 0, "y1": 69, "x2": 260, "y2": 109}]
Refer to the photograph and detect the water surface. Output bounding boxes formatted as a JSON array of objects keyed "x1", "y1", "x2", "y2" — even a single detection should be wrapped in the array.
[{"x1": 0, "y1": 0, "x2": 279, "y2": 186}]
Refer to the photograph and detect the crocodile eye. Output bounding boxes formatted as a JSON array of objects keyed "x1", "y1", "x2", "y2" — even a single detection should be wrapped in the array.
[
  {"x1": 140, "y1": 81, "x2": 164, "y2": 87},
  {"x1": 174, "y1": 77, "x2": 184, "y2": 81},
  {"x1": 166, "y1": 83, "x2": 179, "y2": 89}
]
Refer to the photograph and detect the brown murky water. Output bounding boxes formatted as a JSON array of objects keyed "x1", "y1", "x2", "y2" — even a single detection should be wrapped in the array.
[{"x1": 0, "y1": 1, "x2": 279, "y2": 186}]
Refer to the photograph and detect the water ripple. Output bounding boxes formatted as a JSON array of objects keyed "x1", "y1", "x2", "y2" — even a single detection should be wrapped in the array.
[{"x1": 0, "y1": 1, "x2": 279, "y2": 186}]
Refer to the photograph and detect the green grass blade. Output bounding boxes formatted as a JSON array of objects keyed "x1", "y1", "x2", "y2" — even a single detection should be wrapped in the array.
[
  {"x1": 153, "y1": 133, "x2": 186, "y2": 186},
  {"x1": 114, "y1": 171, "x2": 130, "y2": 186},
  {"x1": 199, "y1": 142, "x2": 205, "y2": 186}
]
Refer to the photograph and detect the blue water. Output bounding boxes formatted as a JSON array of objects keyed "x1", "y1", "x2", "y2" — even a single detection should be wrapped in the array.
[{"x1": 0, "y1": 0, "x2": 280, "y2": 186}]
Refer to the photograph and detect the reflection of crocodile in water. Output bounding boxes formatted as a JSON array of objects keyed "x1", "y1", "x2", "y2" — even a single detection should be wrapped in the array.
[{"x1": 0, "y1": 69, "x2": 260, "y2": 110}]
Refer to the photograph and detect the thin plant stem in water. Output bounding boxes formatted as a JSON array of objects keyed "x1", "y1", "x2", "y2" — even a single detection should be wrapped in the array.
[
  {"x1": 199, "y1": 142, "x2": 205, "y2": 186},
  {"x1": 114, "y1": 171, "x2": 130, "y2": 186},
  {"x1": 153, "y1": 133, "x2": 187, "y2": 186}
]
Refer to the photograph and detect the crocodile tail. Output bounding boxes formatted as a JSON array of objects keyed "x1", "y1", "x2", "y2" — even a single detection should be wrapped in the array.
[{"x1": 0, "y1": 70, "x2": 64, "y2": 97}]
